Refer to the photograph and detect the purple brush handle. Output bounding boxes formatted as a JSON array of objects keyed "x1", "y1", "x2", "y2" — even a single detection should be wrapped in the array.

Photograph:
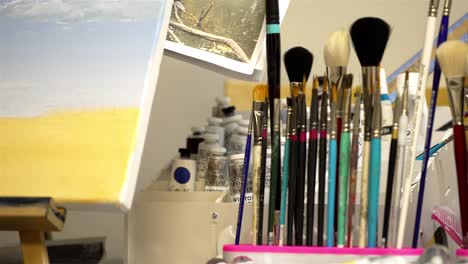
[{"x1": 235, "y1": 134, "x2": 252, "y2": 245}]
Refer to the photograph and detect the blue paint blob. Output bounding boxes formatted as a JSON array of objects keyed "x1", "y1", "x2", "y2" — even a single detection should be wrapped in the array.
[{"x1": 174, "y1": 167, "x2": 190, "y2": 184}]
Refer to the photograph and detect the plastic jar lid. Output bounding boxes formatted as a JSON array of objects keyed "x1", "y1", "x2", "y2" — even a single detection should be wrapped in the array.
[
  {"x1": 235, "y1": 126, "x2": 249, "y2": 135},
  {"x1": 202, "y1": 133, "x2": 220, "y2": 143},
  {"x1": 215, "y1": 96, "x2": 231, "y2": 106},
  {"x1": 222, "y1": 114, "x2": 242, "y2": 125},
  {"x1": 191, "y1": 126, "x2": 206, "y2": 134},
  {"x1": 230, "y1": 153, "x2": 245, "y2": 160},
  {"x1": 207, "y1": 117, "x2": 223, "y2": 125},
  {"x1": 208, "y1": 146, "x2": 227, "y2": 154},
  {"x1": 239, "y1": 119, "x2": 250, "y2": 127}
]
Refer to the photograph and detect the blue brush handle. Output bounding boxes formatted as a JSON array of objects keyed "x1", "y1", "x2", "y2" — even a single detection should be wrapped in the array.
[
  {"x1": 368, "y1": 138, "x2": 381, "y2": 248},
  {"x1": 327, "y1": 138, "x2": 337, "y2": 247},
  {"x1": 235, "y1": 134, "x2": 252, "y2": 245},
  {"x1": 412, "y1": 14, "x2": 449, "y2": 248},
  {"x1": 279, "y1": 139, "x2": 290, "y2": 245}
]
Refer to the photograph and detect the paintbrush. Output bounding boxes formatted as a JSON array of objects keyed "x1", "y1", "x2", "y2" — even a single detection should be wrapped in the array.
[
  {"x1": 252, "y1": 85, "x2": 267, "y2": 245},
  {"x1": 350, "y1": 17, "x2": 390, "y2": 247},
  {"x1": 327, "y1": 79, "x2": 338, "y2": 247},
  {"x1": 412, "y1": 0, "x2": 452, "y2": 248},
  {"x1": 325, "y1": 30, "x2": 351, "y2": 240},
  {"x1": 437, "y1": 40, "x2": 468, "y2": 248},
  {"x1": 284, "y1": 46, "x2": 313, "y2": 246},
  {"x1": 287, "y1": 88, "x2": 298, "y2": 246},
  {"x1": 265, "y1": 0, "x2": 282, "y2": 246},
  {"x1": 347, "y1": 86, "x2": 362, "y2": 247},
  {"x1": 235, "y1": 86, "x2": 261, "y2": 245},
  {"x1": 306, "y1": 77, "x2": 320, "y2": 246},
  {"x1": 391, "y1": 72, "x2": 410, "y2": 248},
  {"x1": 337, "y1": 74, "x2": 353, "y2": 247},
  {"x1": 279, "y1": 98, "x2": 293, "y2": 246},
  {"x1": 398, "y1": 0, "x2": 441, "y2": 249},
  {"x1": 258, "y1": 89, "x2": 269, "y2": 245},
  {"x1": 317, "y1": 77, "x2": 329, "y2": 246},
  {"x1": 382, "y1": 71, "x2": 406, "y2": 248},
  {"x1": 350, "y1": 17, "x2": 391, "y2": 248}
]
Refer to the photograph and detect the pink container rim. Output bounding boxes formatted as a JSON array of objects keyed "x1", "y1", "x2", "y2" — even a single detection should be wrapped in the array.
[
  {"x1": 457, "y1": 249, "x2": 468, "y2": 257},
  {"x1": 223, "y1": 245, "x2": 424, "y2": 256}
]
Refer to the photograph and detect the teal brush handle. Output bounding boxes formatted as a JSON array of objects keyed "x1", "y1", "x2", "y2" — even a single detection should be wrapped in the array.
[
  {"x1": 327, "y1": 138, "x2": 337, "y2": 247},
  {"x1": 279, "y1": 139, "x2": 290, "y2": 246},
  {"x1": 337, "y1": 131, "x2": 351, "y2": 247},
  {"x1": 368, "y1": 138, "x2": 381, "y2": 248}
]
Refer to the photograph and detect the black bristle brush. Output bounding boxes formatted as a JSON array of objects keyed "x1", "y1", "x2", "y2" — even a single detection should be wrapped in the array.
[
  {"x1": 350, "y1": 16, "x2": 391, "y2": 248},
  {"x1": 284, "y1": 47, "x2": 313, "y2": 246}
]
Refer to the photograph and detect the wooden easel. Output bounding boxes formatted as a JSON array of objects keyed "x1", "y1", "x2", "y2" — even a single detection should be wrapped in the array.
[{"x1": 0, "y1": 197, "x2": 66, "y2": 264}]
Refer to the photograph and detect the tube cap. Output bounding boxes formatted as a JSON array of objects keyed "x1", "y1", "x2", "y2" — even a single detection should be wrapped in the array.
[
  {"x1": 178, "y1": 148, "x2": 191, "y2": 158},
  {"x1": 202, "y1": 133, "x2": 220, "y2": 143}
]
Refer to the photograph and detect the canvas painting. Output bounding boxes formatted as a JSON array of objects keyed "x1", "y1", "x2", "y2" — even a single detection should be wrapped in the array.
[{"x1": 0, "y1": 0, "x2": 173, "y2": 210}]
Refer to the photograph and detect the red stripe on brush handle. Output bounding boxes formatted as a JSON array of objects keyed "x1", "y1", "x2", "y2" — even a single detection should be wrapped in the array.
[
  {"x1": 299, "y1": 131, "x2": 307, "y2": 143},
  {"x1": 320, "y1": 130, "x2": 327, "y2": 139},
  {"x1": 310, "y1": 129, "x2": 318, "y2": 140},
  {"x1": 290, "y1": 134, "x2": 297, "y2": 141},
  {"x1": 453, "y1": 124, "x2": 468, "y2": 248}
]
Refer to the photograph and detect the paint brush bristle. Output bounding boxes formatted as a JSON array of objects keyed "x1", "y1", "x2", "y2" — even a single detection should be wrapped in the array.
[
  {"x1": 350, "y1": 17, "x2": 391, "y2": 66},
  {"x1": 436, "y1": 40, "x2": 468, "y2": 78},
  {"x1": 284, "y1": 47, "x2": 314, "y2": 83},
  {"x1": 324, "y1": 30, "x2": 350, "y2": 67},
  {"x1": 323, "y1": 77, "x2": 329, "y2": 94},
  {"x1": 313, "y1": 76, "x2": 319, "y2": 90},
  {"x1": 254, "y1": 84, "x2": 267, "y2": 102}
]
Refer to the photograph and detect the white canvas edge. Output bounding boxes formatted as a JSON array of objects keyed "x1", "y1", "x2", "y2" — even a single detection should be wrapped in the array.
[{"x1": 119, "y1": 0, "x2": 175, "y2": 212}]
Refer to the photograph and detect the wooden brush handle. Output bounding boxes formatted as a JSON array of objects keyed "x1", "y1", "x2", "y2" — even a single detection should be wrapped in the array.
[
  {"x1": 453, "y1": 124, "x2": 468, "y2": 247},
  {"x1": 359, "y1": 140, "x2": 370, "y2": 248}
]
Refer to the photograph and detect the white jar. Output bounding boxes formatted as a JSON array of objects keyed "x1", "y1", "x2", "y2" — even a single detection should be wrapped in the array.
[{"x1": 169, "y1": 148, "x2": 196, "y2": 192}]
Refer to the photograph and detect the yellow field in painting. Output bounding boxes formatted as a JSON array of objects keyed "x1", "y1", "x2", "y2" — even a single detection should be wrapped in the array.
[{"x1": 0, "y1": 108, "x2": 139, "y2": 205}]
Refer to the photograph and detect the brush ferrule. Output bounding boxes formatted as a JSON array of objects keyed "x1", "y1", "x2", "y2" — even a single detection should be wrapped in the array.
[
  {"x1": 329, "y1": 103, "x2": 337, "y2": 135},
  {"x1": 446, "y1": 77, "x2": 465, "y2": 125},
  {"x1": 352, "y1": 94, "x2": 362, "y2": 135},
  {"x1": 320, "y1": 93, "x2": 329, "y2": 130},
  {"x1": 342, "y1": 85, "x2": 352, "y2": 127},
  {"x1": 371, "y1": 90, "x2": 382, "y2": 138},
  {"x1": 443, "y1": 0, "x2": 452, "y2": 15},
  {"x1": 273, "y1": 98, "x2": 281, "y2": 131},
  {"x1": 310, "y1": 90, "x2": 319, "y2": 130},
  {"x1": 362, "y1": 66, "x2": 378, "y2": 140},
  {"x1": 253, "y1": 102, "x2": 266, "y2": 144},
  {"x1": 290, "y1": 82, "x2": 301, "y2": 98},
  {"x1": 401, "y1": 77, "x2": 409, "y2": 115},
  {"x1": 286, "y1": 104, "x2": 293, "y2": 137},
  {"x1": 428, "y1": 0, "x2": 440, "y2": 17},
  {"x1": 327, "y1": 66, "x2": 346, "y2": 116}
]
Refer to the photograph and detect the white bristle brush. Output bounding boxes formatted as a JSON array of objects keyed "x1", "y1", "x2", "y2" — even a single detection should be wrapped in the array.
[{"x1": 436, "y1": 40, "x2": 468, "y2": 248}]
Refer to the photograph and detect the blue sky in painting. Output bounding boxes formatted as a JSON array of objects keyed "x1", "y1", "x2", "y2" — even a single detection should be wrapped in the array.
[{"x1": 0, "y1": 0, "x2": 167, "y2": 117}]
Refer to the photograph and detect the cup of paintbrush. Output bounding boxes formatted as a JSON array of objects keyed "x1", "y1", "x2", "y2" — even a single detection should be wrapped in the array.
[
  {"x1": 336, "y1": 74, "x2": 353, "y2": 247},
  {"x1": 251, "y1": 86, "x2": 267, "y2": 245},
  {"x1": 284, "y1": 47, "x2": 313, "y2": 246},
  {"x1": 350, "y1": 17, "x2": 391, "y2": 248},
  {"x1": 437, "y1": 40, "x2": 468, "y2": 248},
  {"x1": 306, "y1": 77, "x2": 320, "y2": 246},
  {"x1": 325, "y1": 30, "x2": 350, "y2": 241},
  {"x1": 346, "y1": 86, "x2": 362, "y2": 247}
]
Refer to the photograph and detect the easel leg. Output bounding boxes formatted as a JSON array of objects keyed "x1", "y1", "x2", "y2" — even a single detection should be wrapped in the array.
[{"x1": 19, "y1": 231, "x2": 49, "y2": 264}]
